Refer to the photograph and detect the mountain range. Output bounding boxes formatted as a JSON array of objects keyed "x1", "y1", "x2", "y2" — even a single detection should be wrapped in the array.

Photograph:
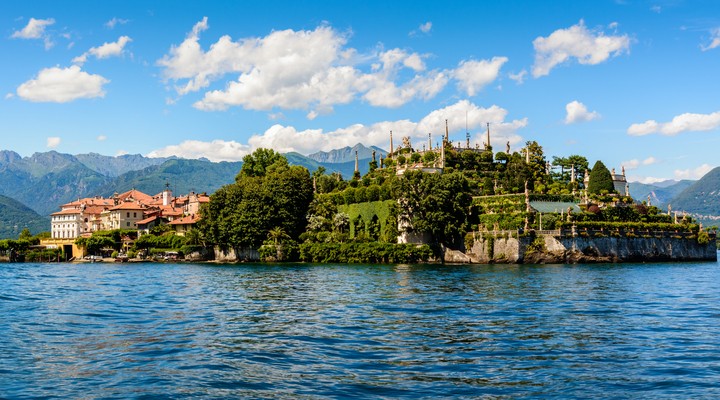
[
  {"x1": 0, "y1": 144, "x2": 385, "y2": 237},
  {"x1": 0, "y1": 146, "x2": 716, "y2": 237}
]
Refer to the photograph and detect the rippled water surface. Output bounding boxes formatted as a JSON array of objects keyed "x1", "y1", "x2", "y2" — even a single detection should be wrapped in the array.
[{"x1": 1, "y1": 261, "x2": 720, "y2": 398}]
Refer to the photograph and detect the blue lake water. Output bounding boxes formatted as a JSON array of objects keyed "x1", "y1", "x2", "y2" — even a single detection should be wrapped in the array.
[{"x1": 1, "y1": 260, "x2": 720, "y2": 399}]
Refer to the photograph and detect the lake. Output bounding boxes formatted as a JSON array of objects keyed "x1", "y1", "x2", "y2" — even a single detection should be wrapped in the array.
[{"x1": 1, "y1": 260, "x2": 719, "y2": 398}]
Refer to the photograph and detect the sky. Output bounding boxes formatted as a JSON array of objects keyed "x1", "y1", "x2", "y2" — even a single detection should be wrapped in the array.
[{"x1": 1, "y1": 0, "x2": 719, "y2": 183}]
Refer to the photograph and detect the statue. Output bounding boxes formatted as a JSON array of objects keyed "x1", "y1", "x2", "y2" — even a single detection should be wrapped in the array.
[
  {"x1": 506, "y1": 141, "x2": 510, "y2": 153},
  {"x1": 402, "y1": 136, "x2": 412, "y2": 149}
]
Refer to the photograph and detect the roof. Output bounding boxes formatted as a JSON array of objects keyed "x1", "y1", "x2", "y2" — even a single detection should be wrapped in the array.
[
  {"x1": 109, "y1": 201, "x2": 147, "y2": 211},
  {"x1": 169, "y1": 214, "x2": 200, "y2": 225},
  {"x1": 116, "y1": 189, "x2": 154, "y2": 204},
  {"x1": 529, "y1": 201, "x2": 582, "y2": 214},
  {"x1": 51, "y1": 208, "x2": 82, "y2": 216},
  {"x1": 137, "y1": 215, "x2": 161, "y2": 225}
]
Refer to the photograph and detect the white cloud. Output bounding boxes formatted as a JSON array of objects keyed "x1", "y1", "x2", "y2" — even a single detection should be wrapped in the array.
[
  {"x1": 509, "y1": 70, "x2": 527, "y2": 84},
  {"x1": 674, "y1": 164, "x2": 713, "y2": 180},
  {"x1": 46, "y1": 137, "x2": 61, "y2": 148},
  {"x1": 532, "y1": 20, "x2": 630, "y2": 77},
  {"x1": 73, "y1": 36, "x2": 132, "y2": 65},
  {"x1": 11, "y1": 17, "x2": 55, "y2": 49},
  {"x1": 5, "y1": 93, "x2": 14, "y2": 99},
  {"x1": 564, "y1": 100, "x2": 600, "y2": 124},
  {"x1": 17, "y1": 65, "x2": 109, "y2": 103},
  {"x1": 452, "y1": 57, "x2": 508, "y2": 96},
  {"x1": 97, "y1": 135, "x2": 107, "y2": 141},
  {"x1": 627, "y1": 111, "x2": 720, "y2": 136},
  {"x1": 629, "y1": 175, "x2": 669, "y2": 184},
  {"x1": 409, "y1": 22, "x2": 432, "y2": 37},
  {"x1": 116, "y1": 150, "x2": 128, "y2": 156},
  {"x1": 622, "y1": 157, "x2": 658, "y2": 170},
  {"x1": 105, "y1": 18, "x2": 129, "y2": 29},
  {"x1": 148, "y1": 100, "x2": 527, "y2": 161},
  {"x1": 159, "y1": 18, "x2": 457, "y2": 115},
  {"x1": 701, "y1": 27, "x2": 720, "y2": 51},
  {"x1": 147, "y1": 139, "x2": 252, "y2": 161},
  {"x1": 12, "y1": 17, "x2": 54, "y2": 39}
]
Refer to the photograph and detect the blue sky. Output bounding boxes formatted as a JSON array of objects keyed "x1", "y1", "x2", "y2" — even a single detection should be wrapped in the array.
[{"x1": 2, "y1": 0, "x2": 719, "y2": 183}]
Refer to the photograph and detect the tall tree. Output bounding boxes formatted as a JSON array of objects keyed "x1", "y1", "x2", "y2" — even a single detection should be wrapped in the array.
[
  {"x1": 393, "y1": 170, "x2": 471, "y2": 246},
  {"x1": 587, "y1": 160, "x2": 616, "y2": 195},
  {"x1": 200, "y1": 149, "x2": 313, "y2": 250}
]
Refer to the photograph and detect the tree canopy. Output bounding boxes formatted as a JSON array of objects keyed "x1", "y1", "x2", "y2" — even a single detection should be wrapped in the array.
[
  {"x1": 200, "y1": 150, "x2": 313, "y2": 250},
  {"x1": 587, "y1": 160, "x2": 616, "y2": 195}
]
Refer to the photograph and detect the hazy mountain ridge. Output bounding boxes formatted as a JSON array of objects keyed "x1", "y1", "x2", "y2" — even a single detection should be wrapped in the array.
[
  {"x1": 0, "y1": 149, "x2": 375, "y2": 220},
  {"x1": 629, "y1": 180, "x2": 695, "y2": 209},
  {"x1": 307, "y1": 143, "x2": 387, "y2": 164},
  {"x1": 75, "y1": 153, "x2": 173, "y2": 177}
]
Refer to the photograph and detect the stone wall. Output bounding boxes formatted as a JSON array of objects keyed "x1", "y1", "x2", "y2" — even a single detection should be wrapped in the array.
[
  {"x1": 213, "y1": 246, "x2": 260, "y2": 262},
  {"x1": 467, "y1": 234, "x2": 717, "y2": 264}
]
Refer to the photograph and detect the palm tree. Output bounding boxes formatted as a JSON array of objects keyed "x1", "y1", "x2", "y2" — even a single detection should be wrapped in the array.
[{"x1": 267, "y1": 227, "x2": 289, "y2": 246}]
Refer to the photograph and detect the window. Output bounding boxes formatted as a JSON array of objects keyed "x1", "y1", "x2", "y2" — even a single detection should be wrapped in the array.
[
  {"x1": 127, "y1": 212, "x2": 130, "y2": 218},
  {"x1": 127, "y1": 222, "x2": 130, "y2": 227},
  {"x1": 134, "y1": 212, "x2": 137, "y2": 218}
]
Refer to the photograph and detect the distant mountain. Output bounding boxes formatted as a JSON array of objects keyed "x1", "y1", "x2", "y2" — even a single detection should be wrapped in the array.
[
  {"x1": 75, "y1": 153, "x2": 172, "y2": 177},
  {"x1": 671, "y1": 167, "x2": 720, "y2": 222},
  {"x1": 0, "y1": 152, "x2": 110, "y2": 216},
  {"x1": 629, "y1": 179, "x2": 695, "y2": 209},
  {"x1": 0, "y1": 149, "x2": 382, "y2": 216},
  {"x1": 0, "y1": 194, "x2": 48, "y2": 239},
  {"x1": 307, "y1": 143, "x2": 387, "y2": 164},
  {"x1": 0, "y1": 150, "x2": 21, "y2": 166},
  {"x1": 95, "y1": 158, "x2": 243, "y2": 197}
]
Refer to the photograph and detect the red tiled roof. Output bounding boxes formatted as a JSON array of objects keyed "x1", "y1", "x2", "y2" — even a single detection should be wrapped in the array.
[
  {"x1": 169, "y1": 214, "x2": 200, "y2": 225},
  {"x1": 109, "y1": 201, "x2": 147, "y2": 211},
  {"x1": 51, "y1": 208, "x2": 81, "y2": 216}
]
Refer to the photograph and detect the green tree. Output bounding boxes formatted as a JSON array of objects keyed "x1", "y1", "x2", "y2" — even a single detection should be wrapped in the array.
[
  {"x1": 18, "y1": 228, "x2": 32, "y2": 241},
  {"x1": 238, "y1": 148, "x2": 286, "y2": 178},
  {"x1": 393, "y1": 170, "x2": 471, "y2": 246},
  {"x1": 587, "y1": 160, "x2": 616, "y2": 195},
  {"x1": 199, "y1": 150, "x2": 313, "y2": 250}
]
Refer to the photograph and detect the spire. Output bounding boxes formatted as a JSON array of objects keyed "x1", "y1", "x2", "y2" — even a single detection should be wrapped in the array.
[
  {"x1": 445, "y1": 119, "x2": 449, "y2": 142},
  {"x1": 486, "y1": 122, "x2": 491, "y2": 150},
  {"x1": 354, "y1": 150, "x2": 359, "y2": 173},
  {"x1": 571, "y1": 164, "x2": 575, "y2": 183},
  {"x1": 441, "y1": 136, "x2": 445, "y2": 168},
  {"x1": 428, "y1": 132, "x2": 432, "y2": 150},
  {"x1": 389, "y1": 130, "x2": 394, "y2": 158}
]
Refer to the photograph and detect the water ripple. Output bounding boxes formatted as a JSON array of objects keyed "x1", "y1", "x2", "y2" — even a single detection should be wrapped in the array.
[{"x1": 1, "y1": 261, "x2": 719, "y2": 398}]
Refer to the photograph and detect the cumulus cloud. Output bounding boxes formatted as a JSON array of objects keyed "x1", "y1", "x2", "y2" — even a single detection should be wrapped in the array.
[
  {"x1": 452, "y1": 57, "x2": 508, "y2": 96},
  {"x1": 159, "y1": 18, "x2": 470, "y2": 116},
  {"x1": 564, "y1": 100, "x2": 600, "y2": 124},
  {"x1": 627, "y1": 111, "x2": 720, "y2": 136},
  {"x1": 622, "y1": 157, "x2": 658, "y2": 170},
  {"x1": 105, "y1": 17, "x2": 129, "y2": 29},
  {"x1": 674, "y1": 163, "x2": 713, "y2": 180},
  {"x1": 17, "y1": 65, "x2": 109, "y2": 103},
  {"x1": 701, "y1": 27, "x2": 720, "y2": 51},
  {"x1": 97, "y1": 135, "x2": 107, "y2": 141},
  {"x1": 46, "y1": 137, "x2": 61, "y2": 148},
  {"x1": 11, "y1": 17, "x2": 55, "y2": 49},
  {"x1": 147, "y1": 139, "x2": 252, "y2": 161},
  {"x1": 148, "y1": 100, "x2": 527, "y2": 161},
  {"x1": 532, "y1": 20, "x2": 630, "y2": 77},
  {"x1": 73, "y1": 36, "x2": 132, "y2": 65}
]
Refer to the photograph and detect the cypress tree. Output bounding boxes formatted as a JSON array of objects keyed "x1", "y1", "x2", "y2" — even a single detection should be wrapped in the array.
[{"x1": 587, "y1": 160, "x2": 616, "y2": 195}]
